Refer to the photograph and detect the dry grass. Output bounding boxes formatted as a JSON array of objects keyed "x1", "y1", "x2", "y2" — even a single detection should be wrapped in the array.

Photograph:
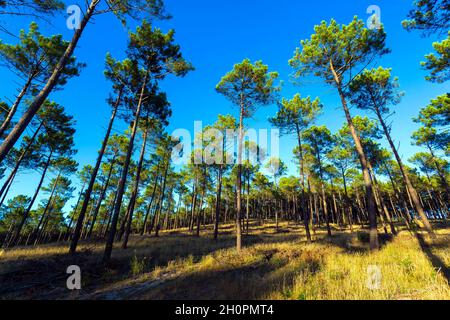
[{"x1": 0, "y1": 221, "x2": 449, "y2": 300}]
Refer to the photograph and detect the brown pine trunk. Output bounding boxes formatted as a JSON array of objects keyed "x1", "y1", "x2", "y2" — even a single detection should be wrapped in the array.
[
  {"x1": 122, "y1": 126, "x2": 149, "y2": 249},
  {"x1": 70, "y1": 88, "x2": 122, "y2": 254},
  {"x1": 295, "y1": 124, "x2": 312, "y2": 242},
  {"x1": 33, "y1": 173, "x2": 60, "y2": 245},
  {"x1": 0, "y1": 75, "x2": 33, "y2": 137},
  {"x1": 87, "y1": 154, "x2": 116, "y2": 238},
  {"x1": 213, "y1": 168, "x2": 223, "y2": 240},
  {"x1": 103, "y1": 72, "x2": 148, "y2": 264},
  {"x1": 330, "y1": 60, "x2": 378, "y2": 250},
  {"x1": 236, "y1": 102, "x2": 244, "y2": 251},
  {"x1": 375, "y1": 108, "x2": 433, "y2": 235},
  {"x1": 8, "y1": 150, "x2": 52, "y2": 247},
  {"x1": 141, "y1": 169, "x2": 160, "y2": 235},
  {"x1": 0, "y1": 0, "x2": 98, "y2": 163}
]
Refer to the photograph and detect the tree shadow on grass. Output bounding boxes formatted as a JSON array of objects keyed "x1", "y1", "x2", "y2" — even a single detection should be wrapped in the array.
[
  {"x1": 415, "y1": 232, "x2": 450, "y2": 285},
  {"x1": 86, "y1": 246, "x2": 324, "y2": 300},
  {"x1": 313, "y1": 230, "x2": 396, "y2": 255},
  {"x1": 0, "y1": 229, "x2": 304, "y2": 299}
]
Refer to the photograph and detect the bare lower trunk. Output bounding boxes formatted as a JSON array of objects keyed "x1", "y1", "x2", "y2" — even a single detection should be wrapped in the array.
[
  {"x1": 103, "y1": 72, "x2": 148, "y2": 264},
  {"x1": 330, "y1": 59, "x2": 378, "y2": 249},
  {"x1": 375, "y1": 108, "x2": 433, "y2": 235},
  {"x1": 122, "y1": 127, "x2": 148, "y2": 249},
  {"x1": 0, "y1": 0, "x2": 98, "y2": 163},
  {"x1": 70, "y1": 88, "x2": 122, "y2": 254}
]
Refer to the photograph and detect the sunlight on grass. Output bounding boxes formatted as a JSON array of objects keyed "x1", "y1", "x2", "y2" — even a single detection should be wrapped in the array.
[{"x1": 1, "y1": 221, "x2": 449, "y2": 300}]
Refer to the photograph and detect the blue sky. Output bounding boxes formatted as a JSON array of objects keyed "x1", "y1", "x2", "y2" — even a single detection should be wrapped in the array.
[{"x1": 0, "y1": 0, "x2": 448, "y2": 212}]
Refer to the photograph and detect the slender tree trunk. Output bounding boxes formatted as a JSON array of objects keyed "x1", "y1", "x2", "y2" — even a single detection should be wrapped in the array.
[
  {"x1": 295, "y1": 124, "x2": 312, "y2": 242},
  {"x1": 34, "y1": 173, "x2": 60, "y2": 244},
  {"x1": 103, "y1": 72, "x2": 148, "y2": 264},
  {"x1": 0, "y1": 76, "x2": 34, "y2": 138},
  {"x1": 246, "y1": 173, "x2": 250, "y2": 234},
  {"x1": 70, "y1": 89, "x2": 122, "y2": 254},
  {"x1": 152, "y1": 155, "x2": 170, "y2": 236},
  {"x1": 8, "y1": 150, "x2": 52, "y2": 247},
  {"x1": 375, "y1": 108, "x2": 433, "y2": 235},
  {"x1": 0, "y1": 121, "x2": 43, "y2": 200},
  {"x1": 65, "y1": 182, "x2": 86, "y2": 241},
  {"x1": 87, "y1": 155, "x2": 116, "y2": 238},
  {"x1": 0, "y1": 170, "x2": 15, "y2": 207},
  {"x1": 122, "y1": 127, "x2": 148, "y2": 249},
  {"x1": 236, "y1": 102, "x2": 244, "y2": 251},
  {"x1": 189, "y1": 178, "x2": 198, "y2": 231},
  {"x1": 141, "y1": 170, "x2": 160, "y2": 235},
  {"x1": 330, "y1": 60, "x2": 378, "y2": 249},
  {"x1": 428, "y1": 145, "x2": 450, "y2": 196},
  {"x1": 213, "y1": 167, "x2": 223, "y2": 240}
]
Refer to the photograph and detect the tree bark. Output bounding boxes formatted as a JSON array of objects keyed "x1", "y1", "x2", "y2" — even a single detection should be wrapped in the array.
[
  {"x1": 213, "y1": 167, "x2": 223, "y2": 240},
  {"x1": 103, "y1": 71, "x2": 148, "y2": 264},
  {"x1": 374, "y1": 107, "x2": 433, "y2": 235},
  {"x1": 0, "y1": 0, "x2": 99, "y2": 163},
  {"x1": 70, "y1": 88, "x2": 122, "y2": 254},
  {"x1": 8, "y1": 150, "x2": 52, "y2": 246},
  {"x1": 122, "y1": 126, "x2": 148, "y2": 249},
  {"x1": 330, "y1": 59, "x2": 379, "y2": 250}
]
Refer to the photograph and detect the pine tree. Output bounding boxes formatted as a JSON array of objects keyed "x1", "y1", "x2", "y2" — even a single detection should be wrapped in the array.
[
  {"x1": 289, "y1": 17, "x2": 390, "y2": 250},
  {"x1": 216, "y1": 59, "x2": 279, "y2": 251}
]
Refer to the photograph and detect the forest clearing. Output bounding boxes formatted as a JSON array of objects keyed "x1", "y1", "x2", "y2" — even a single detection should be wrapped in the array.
[
  {"x1": 1, "y1": 220, "x2": 449, "y2": 300},
  {"x1": 0, "y1": 0, "x2": 449, "y2": 303}
]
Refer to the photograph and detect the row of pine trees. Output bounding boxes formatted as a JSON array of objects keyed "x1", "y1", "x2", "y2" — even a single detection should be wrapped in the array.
[{"x1": 0, "y1": 0, "x2": 448, "y2": 263}]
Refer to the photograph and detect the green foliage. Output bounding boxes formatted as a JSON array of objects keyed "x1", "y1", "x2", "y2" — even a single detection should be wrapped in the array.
[
  {"x1": 0, "y1": 195, "x2": 30, "y2": 232},
  {"x1": 265, "y1": 157, "x2": 287, "y2": 185},
  {"x1": 0, "y1": 22, "x2": 84, "y2": 88},
  {"x1": 303, "y1": 126, "x2": 333, "y2": 177},
  {"x1": 402, "y1": 0, "x2": 450, "y2": 35},
  {"x1": 422, "y1": 32, "x2": 450, "y2": 83},
  {"x1": 106, "y1": 0, "x2": 171, "y2": 25},
  {"x1": 413, "y1": 94, "x2": 449, "y2": 153},
  {"x1": 0, "y1": 0, "x2": 64, "y2": 14},
  {"x1": 348, "y1": 67, "x2": 404, "y2": 114},
  {"x1": 269, "y1": 94, "x2": 322, "y2": 135},
  {"x1": 127, "y1": 20, "x2": 194, "y2": 78},
  {"x1": 416, "y1": 93, "x2": 450, "y2": 127},
  {"x1": 35, "y1": 100, "x2": 76, "y2": 157},
  {"x1": 216, "y1": 58, "x2": 280, "y2": 117},
  {"x1": 289, "y1": 17, "x2": 389, "y2": 87},
  {"x1": 410, "y1": 152, "x2": 449, "y2": 178}
]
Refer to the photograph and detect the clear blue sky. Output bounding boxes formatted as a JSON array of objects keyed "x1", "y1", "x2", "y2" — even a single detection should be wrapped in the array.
[{"x1": 0, "y1": 0, "x2": 447, "y2": 212}]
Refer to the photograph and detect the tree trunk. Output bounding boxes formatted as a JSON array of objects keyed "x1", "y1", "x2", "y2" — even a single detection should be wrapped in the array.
[
  {"x1": 34, "y1": 173, "x2": 60, "y2": 244},
  {"x1": 0, "y1": 75, "x2": 34, "y2": 138},
  {"x1": 8, "y1": 150, "x2": 52, "y2": 247},
  {"x1": 87, "y1": 154, "x2": 116, "y2": 238},
  {"x1": 0, "y1": 120, "x2": 43, "y2": 200},
  {"x1": 236, "y1": 102, "x2": 244, "y2": 251},
  {"x1": 141, "y1": 169, "x2": 160, "y2": 235},
  {"x1": 213, "y1": 167, "x2": 223, "y2": 240},
  {"x1": 103, "y1": 72, "x2": 148, "y2": 264},
  {"x1": 330, "y1": 59, "x2": 378, "y2": 250},
  {"x1": 122, "y1": 126, "x2": 148, "y2": 249},
  {"x1": 375, "y1": 108, "x2": 433, "y2": 235},
  {"x1": 70, "y1": 88, "x2": 122, "y2": 254},
  {"x1": 0, "y1": 0, "x2": 98, "y2": 163}
]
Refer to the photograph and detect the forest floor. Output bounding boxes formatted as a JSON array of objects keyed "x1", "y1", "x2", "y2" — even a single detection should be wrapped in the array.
[{"x1": 0, "y1": 221, "x2": 449, "y2": 300}]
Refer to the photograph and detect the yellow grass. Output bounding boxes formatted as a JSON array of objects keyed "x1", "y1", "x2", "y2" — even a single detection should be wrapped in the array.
[{"x1": 1, "y1": 221, "x2": 449, "y2": 300}]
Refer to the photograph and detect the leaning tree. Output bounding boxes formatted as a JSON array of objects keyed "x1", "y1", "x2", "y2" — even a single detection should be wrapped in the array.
[{"x1": 289, "y1": 17, "x2": 390, "y2": 250}]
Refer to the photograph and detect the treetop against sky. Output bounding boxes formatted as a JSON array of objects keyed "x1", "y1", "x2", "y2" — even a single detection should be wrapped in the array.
[{"x1": 0, "y1": 0, "x2": 447, "y2": 212}]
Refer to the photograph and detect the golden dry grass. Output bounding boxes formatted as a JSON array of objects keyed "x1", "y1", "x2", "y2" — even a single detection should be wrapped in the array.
[{"x1": 0, "y1": 221, "x2": 449, "y2": 300}]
